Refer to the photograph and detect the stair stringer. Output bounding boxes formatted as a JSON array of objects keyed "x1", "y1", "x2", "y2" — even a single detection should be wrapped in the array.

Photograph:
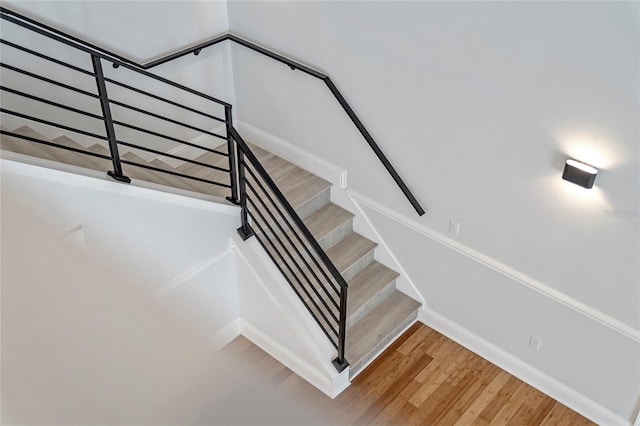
[{"x1": 232, "y1": 233, "x2": 350, "y2": 398}]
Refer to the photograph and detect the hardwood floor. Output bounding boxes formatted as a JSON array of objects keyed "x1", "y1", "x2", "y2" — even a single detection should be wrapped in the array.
[{"x1": 222, "y1": 323, "x2": 595, "y2": 425}]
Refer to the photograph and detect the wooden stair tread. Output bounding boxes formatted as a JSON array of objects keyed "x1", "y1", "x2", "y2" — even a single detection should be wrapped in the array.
[
  {"x1": 304, "y1": 203, "x2": 354, "y2": 248},
  {"x1": 345, "y1": 291, "x2": 421, "y2": 375},
  {"x1": 51, "y1": 136, "x2": 111, "y2": 171},
  {"x1": 120, "y1": 152, "x2": 200, "y2": 192},
  {"x1": 146, "y1": 158, "x2": 212, "y2": 193},
  {"x1": 149, "y1": 159, "x2": 230, "y2": 198},
  {"x1": 177, "y1": 147, "x2": 230, "y2": 174},
  {"x1": 176, "y1": 160, "x2": 230, "y2": 185},
  {"x1": 346, "y1": 261, "x2": 398, "y2": 322},
  {"x1": 88, "y1": 143, "x2": 110, "y2": 156},
  {"x1": 243, "y1": 144, "x2": 330, "y2": 207},
  {"x1": 269, "y1": 231, "x2": 376, "y2": 291},
  {"x1": 1, "y1": 126, "x2": 59, "y2": 161},
  {"x1": 249, "y1": 202, "x2": 354, "y2": 267},
  {"x1": 274, "y1": 167, "x2": 331, "y2": 209},
  {"x1": 326, "y1": 232, "x2": 377, "y2": 275}
]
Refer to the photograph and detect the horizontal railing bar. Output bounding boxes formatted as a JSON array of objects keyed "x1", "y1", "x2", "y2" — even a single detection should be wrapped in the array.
[
  {"x1": 0, "y1": 108, "x2": 108, "y2": 141},
  {"x1": 119, "y1": 159, "x2": 231, "y2": 189},
  {"x1": 250, "y1": 228, "x2": 339, "y2": 348},
  {"x1": 0, "y1": 63, "x2": 99, "y2": 99},
  {"x1": 245, "y1": 180, "x2": 340, "y2": 308},
  {"x1": 109, "y1": 99, "x2": 226, "y2": 140},
  {"x1": 0, "y1": 86, "x2": 104, "y2": 120},
  {"x1": 246, "y1": 205, "x2": 339, "y2": 336},
  {"x1": 109, "y1": 60, "x2": 232, "y2": 108},
  {"x1": 0, "y1": 130, "x2": 111, "y2": 160},
  {"x1": 242, "y1": 166, "x2": 340, "y2": 298},
  {"x1": 112, "y1": 120, "x2": 228, "y2": 157},
  {"x1": 0, "y1": 39, "x2": 95, "y2": 76},
  {"x1": 0, "y1": 9, "x2": 231, "y2": 107},
  {"x1": 116, "y1": 140, "x2": 230, "y2": 173},
  {"x1": 232, "y1": 127, "x2": 348, "y2": 291},
  {"x1": 246, "y1": 196, "x2": 340, "y2": 323},
  {"x1": 104, "y1": 78, "x2": 225, "y2": 123}
]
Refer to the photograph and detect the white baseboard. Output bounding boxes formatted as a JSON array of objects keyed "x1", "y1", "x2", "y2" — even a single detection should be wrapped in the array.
[
  {"x1": 209, "y1": 319, "x2": 242, "y2": 351},
  {"x1": 239, "y1": 319, "x2": 337, "y2": 397},
  {"x1": 420, "y1": 308, "x2": 630, "y2": 426},
  {"x1": 236, "y1": 120, "x2": 347, "y2": 189}
]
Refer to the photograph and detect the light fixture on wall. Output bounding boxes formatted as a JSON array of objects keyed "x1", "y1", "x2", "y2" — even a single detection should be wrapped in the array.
[{"x1": 562, "y1": 159, "x2": 597, "y2": 189}]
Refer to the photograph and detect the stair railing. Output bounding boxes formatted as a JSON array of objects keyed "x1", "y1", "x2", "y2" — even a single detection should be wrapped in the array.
[
  {"x1": 230, "y1": 127, "x2": 349, "y2": 371},
  {"x1": 1, "y1": 7, "x2": 236, "y2": 197},
  {"x1": 0, "y1": 6, "x2": 350, "y2": 371},
  {"x1": 0, "y1": 6, "x2": 425, "y2": 216}
]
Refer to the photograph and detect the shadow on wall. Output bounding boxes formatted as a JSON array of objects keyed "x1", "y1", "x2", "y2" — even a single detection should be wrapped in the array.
[{"x1": 1, "y1": 190, "x2": 328, "y2": 425}]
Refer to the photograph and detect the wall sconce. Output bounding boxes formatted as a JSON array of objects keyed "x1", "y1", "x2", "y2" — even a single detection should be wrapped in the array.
[{"x1": 562, "y1": 159, "x2": 597, "y2": 189}]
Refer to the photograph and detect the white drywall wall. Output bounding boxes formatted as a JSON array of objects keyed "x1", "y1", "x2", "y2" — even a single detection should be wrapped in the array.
[
  {"x1": 1, "y1": 157, "x2": 241, "y2": 344},
  {"x1": 227, "y1": 2, "x2": 639, "y2": 421},
  {"x1": 1, "y1": 163, "x2": 338, "y2": 426},
  {"x1": 1, "y1": 159, "x2": 245, "y2": 422},
  {"x1": 227, "y1": 1, "x2": 639, "y2": 328}
]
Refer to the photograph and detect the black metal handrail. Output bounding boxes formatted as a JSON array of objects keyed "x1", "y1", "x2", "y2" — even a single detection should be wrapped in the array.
[
  {"x1": 148, "y1": 33, "x2": 426, "y2": 216},
  {"x1": 152, "y1": 34, "x2": 425, "y2": 216},
  {"x1": 0, "y1": 5, "x2": 425, "y2": 216}
]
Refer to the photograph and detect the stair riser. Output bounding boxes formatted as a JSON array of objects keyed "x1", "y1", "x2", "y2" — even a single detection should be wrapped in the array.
[
  {"x1": 316, "y1": 218, "x2": 353, "y2": 251},
  {"x1": 349, "y1": 309, "x2": 420, "y2": 379},
  {"x1": 340, "y1": 249, "x2": 375, "y2": 283},
  {"x1": 294, "y1": 187, "x2": 331, "y2": 220},
  {"x1": 346, "y1": 278, "x2": 397, "y2": 328}
]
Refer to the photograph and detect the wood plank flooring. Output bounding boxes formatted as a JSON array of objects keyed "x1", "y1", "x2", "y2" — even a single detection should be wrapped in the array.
[{"x1": 222, "y1": 323, "x2": 595, "y2": 425}]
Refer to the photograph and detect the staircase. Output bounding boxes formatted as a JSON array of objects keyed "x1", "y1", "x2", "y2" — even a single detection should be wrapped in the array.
[{"x1": 1, "y1": 125, "x2": 421, "y2": 378}]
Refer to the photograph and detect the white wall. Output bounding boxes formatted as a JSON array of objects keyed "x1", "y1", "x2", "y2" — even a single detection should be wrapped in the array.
[
  {"x1": 227, "y1": 1, "x2": 639, "y2": 422},
  {"x1": 0, "y1": 1, "x2": 233, "y2": 158},
  {"x1": 1, "y1": 159, "x2": 243, "y2": 423},
  {"x1": 1, "y1": 157, "x2": 241, "y2": 335}
]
